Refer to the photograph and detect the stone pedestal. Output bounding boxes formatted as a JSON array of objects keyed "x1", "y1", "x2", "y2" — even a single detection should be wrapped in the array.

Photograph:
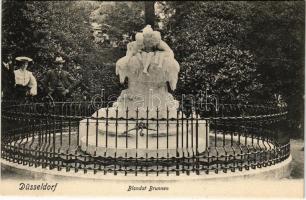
[
  {"x1": 79, "y1": 29, "x2": 209, "y2": 157},
  {"x1": 79, "y1": 117, "x2": 209, "y2": 157}
]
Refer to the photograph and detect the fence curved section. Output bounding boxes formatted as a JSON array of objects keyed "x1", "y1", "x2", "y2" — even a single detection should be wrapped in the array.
[{"x1": 1, "y1": 101, "x2": 290, "y2": 176}]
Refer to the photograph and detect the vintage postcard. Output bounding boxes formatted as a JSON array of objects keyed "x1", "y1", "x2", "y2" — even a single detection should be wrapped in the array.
[{"x1": 0, "y1": 1, "x2": 304, "y2": 198}]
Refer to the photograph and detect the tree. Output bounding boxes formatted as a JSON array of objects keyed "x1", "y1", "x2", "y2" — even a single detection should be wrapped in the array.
[
  {"x1": 159, "y1": 1, "x2": 304, "y2": 134},
  {"x1": 2, "y1": 1, "x2": 32, "y2": 57},
  {"x1": 161, "y1": 2, "x2": 261, "y2": 103},
  {"x1": 2, "y1": 1, "x2": 121, "y2": 98},
  {"x1": 2, "y1": 1, "x2": 304, "y2": 135},
  {"x1": 242, "y1": 1, "x2": 305, "y2": 134},
  {"x1": 145, "y1": 1, "x2": 155, "y2": 28},
  {"x1": 90, "y1": 2, "x2": 145, "y2": 49}
]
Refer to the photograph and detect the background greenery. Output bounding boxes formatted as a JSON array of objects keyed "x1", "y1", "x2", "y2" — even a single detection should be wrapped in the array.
[{"x1": 2, "y1": 1, "x2": 304, "y2": 137}]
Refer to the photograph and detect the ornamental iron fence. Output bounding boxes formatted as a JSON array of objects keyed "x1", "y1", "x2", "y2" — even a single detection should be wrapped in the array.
[{"x1": 1, "y1": 100, "x2": 289, "y2": 176}]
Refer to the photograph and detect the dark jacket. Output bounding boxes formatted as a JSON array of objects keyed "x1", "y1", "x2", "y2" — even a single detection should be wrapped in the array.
[
  {"x1": 44, "y1": 69, "x2": 76, "y2": 93},
  {"x1": 1, "y1": 62, "x2": 15, "y2": 99}
]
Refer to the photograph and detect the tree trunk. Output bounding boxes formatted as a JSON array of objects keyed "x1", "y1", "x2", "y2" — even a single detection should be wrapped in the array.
[{"x1": 144, "y1": 1, "x2": 155, "y2": 29}]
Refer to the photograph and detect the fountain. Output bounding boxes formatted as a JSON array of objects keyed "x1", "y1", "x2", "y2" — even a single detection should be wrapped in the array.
[
  {"x1": 0, "y1": 26, "x2": 291, "y2": 179},
  {"x1": 79, "y1": 25, "x2": 209, "y2": 158}
]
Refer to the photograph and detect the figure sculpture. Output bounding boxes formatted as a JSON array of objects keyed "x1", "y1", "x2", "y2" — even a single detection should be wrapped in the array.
[
  {"x1": 79, "y1": 25, "x2": 208, "y2": 156},
  {"x1": 112, "y1": 25, "x2": 180, "y2": 119}
]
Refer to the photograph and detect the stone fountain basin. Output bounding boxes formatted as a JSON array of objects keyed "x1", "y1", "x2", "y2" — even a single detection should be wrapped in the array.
[{"x1": 79, "y1": 118, "x2": 209, "y2": 158}]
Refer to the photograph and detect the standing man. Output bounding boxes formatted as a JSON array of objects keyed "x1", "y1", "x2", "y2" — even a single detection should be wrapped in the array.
[
  {"x1": 1, "y1": 53, "x2": 15, "y2": 99},
  {"x1": 44, "y1": 57, "x2": 77, "y2": 101},
  {"x1": 13, "y1": 56, "x2": 37, "y2": 101}
]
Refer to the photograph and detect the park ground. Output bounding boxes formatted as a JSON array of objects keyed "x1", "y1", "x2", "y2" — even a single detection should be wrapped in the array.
[
  {"x1": 0, "y1": 138, "x2": 304, "y2": 198},
  {"x1": 289, "y1": 138, "x2": 304, "y2": 179},
  {"x1": 2, "y1": 138, "x2": 304, "y2": 180}
]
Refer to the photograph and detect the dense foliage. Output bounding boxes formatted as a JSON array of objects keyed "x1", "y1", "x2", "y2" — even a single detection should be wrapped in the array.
[
  {"x1": 91, "y1": 2, "x2": 145, "y2": 47},
  {"x1": 2, "y1": 1, "x2": 125, "y2": 97},
  {"x1": 160, "y1": 2, "x2": 262, "y2": 103},
  {"x1": 1, "y1": 1, "x2": 304, "y2": 135},
  {"x1": 242, "y1": 2, "x2": 305, "y2": 132},
  {"x1": 156, "y1": 1, "x2": 304, "y2": 135}
]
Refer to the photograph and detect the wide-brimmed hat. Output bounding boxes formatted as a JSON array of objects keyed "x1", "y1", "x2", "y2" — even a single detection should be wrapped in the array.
[
  {"x1": 15, "y1": 56, "x2": 33, "y2": 62},
  {"x1": 54, "y1": 57, "x2": 65, "y2": 64}
]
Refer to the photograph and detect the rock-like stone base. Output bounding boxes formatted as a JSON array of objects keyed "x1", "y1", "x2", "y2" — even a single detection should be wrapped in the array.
[{"x1": 79, "y1": 119, "x2": 209, "y2": 157}]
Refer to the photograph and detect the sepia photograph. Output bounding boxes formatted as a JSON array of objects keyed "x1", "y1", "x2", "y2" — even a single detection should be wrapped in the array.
[{"x1": 0, "y1": 1, "x2": 304, "y2": 198}]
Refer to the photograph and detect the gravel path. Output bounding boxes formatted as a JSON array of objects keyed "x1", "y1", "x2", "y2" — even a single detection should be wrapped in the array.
[{"x1": 289, "y1": 139, "x2": 304, "y2": 179}]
